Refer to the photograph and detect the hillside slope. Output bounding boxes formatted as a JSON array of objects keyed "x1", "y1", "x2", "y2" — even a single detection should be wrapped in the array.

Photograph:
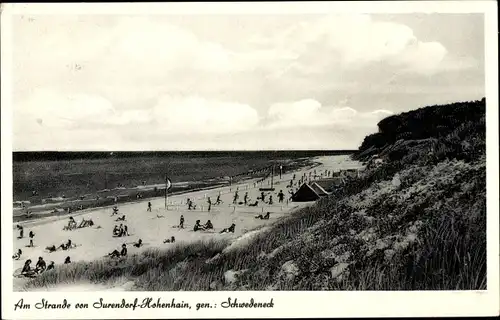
[{"x1": 25, "y1": 98, "x2": 487, "y2": 291}]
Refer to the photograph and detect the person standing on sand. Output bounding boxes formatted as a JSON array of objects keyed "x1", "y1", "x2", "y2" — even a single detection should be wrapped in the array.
[
  {"x1": 233, "y1": 191, "x2": 239, "y2": 204},
  {"x1": 147, "y1": 201, "x2": 152, "y2": 212},
  {"x1": 207, "y1": 197, "x2": 212, "y2": 212},
  {"x1": 17, "y1": 225, "x2": 24, "y2": 239},
  {"x1": 268, "y1": 195, "x2": 273, "y2": 205},
  {"x1": 278, "y1": 190, "x2": 284, "y2": 203},
  {"x1": 244, "y1": 192, "x2": 248, "y2": 205},
  {"x1": 179, "y1": 215, "x2": 185, "y2": 229},
  {"x1": 28, "y1": 230, "x2": 35, "y2": 247}
]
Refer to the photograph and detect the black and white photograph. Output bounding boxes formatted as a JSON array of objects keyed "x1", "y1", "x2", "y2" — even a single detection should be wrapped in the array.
[{"x1": 1, "y1": 1, "x2": 498, "y2": 319}]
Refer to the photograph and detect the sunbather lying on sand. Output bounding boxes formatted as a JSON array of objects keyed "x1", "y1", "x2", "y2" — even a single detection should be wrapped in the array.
[
  {"x1": 220, "y1": 223, "x2": 236, "y2": 234},
  {"x1": 115, "y1": 215, "x2": 126, "y2": 221},
  {"x1": 255, "y1": 212, "x2": 271, "y2": 220},
  {"x1": 248, "y1": 201, "x2": 259, "y2": 207},
  {"x1": 163, "y1": 236, "x2": 176, "y2": 243}
]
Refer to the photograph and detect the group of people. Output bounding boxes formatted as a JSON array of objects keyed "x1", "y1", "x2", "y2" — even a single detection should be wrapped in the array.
[
  {"x1": 193, "y1": 219, "x2": 214, "y2": 232},
  {"x1": 112, "y1": 224, "x2": 130, "y2": 237},
  {"x1": 19, "y1": 256, "x2": 67, "y2": 277},
  {"x1": 45, "y1": 239, "x2": 75, "y2": 253}
]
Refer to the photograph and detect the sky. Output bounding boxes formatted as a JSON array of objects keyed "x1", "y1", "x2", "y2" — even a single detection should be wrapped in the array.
[{"x1": 10, "y1": 13, "x2": 485, "y2": 151}]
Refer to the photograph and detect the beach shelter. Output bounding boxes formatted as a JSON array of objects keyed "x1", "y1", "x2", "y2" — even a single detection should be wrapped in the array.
[
  {"x1": 291, "y1": 183, "x2": 320, "y2": 202},
  {"x1": 310, "y1": 182, "x2": 330, "y2": 197}
]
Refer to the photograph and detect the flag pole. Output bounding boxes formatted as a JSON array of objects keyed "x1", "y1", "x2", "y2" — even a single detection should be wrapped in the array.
[{"x1": 165, "y1": 174, "x2": 168, "y2": 210}]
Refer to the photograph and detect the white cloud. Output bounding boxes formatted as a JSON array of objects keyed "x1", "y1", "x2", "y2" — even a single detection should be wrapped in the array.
[
  {"x1": 14, "y1": 89, "x2": 115, "y2": 130},
  {"x1": 265, "y1": 99, "x2": 393, "y2": 129},
  {"x1": 150, "y1": 96, "x2": 259, "y2": 134}
]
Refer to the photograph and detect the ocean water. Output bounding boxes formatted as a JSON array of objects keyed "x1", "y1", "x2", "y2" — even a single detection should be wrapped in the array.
[{"x1": 13, "y1": 151, "x2": 354, "y2": 202}]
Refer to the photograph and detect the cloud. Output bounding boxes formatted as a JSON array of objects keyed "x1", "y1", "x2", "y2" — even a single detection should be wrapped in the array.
[
  {"x1": 265, "y1": 99, "x2": 393, "y2": 129},
  {"x1": 14, "y1": 89, "x2": 115, "y2": 131},
  {"x1": 150, "y1": 96, "x2": 259, "y2": 134},
  {"x1": 261, "y1": 14, "x2": 451, "y2": 77}
]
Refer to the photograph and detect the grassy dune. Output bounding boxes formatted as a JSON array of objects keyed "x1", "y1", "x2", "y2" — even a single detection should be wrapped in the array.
[{"x1": 24, "y1": 98, "x2": 486, "y2": 291}]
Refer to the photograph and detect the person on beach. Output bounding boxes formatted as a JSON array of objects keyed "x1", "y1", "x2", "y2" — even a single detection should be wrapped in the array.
[
  {"x1": 133, "y1": 239, "x2": 143, "y2": 248},
  {"x1": 46, "y1": 261, "x2": 55, "y2": 271},
  {"x1": 64, "y1": 256, "x2": 71, "y2": 264},
  {"x1": 67, "y1": 217, "x2": 77, "y2": 230},
  {"x1": 109, "y1": 244, "x2": 127, "y2": 258},
  {"x1": 249, "y1": 200, "x2": 259, "y2": 207},
  {"x1": 244, "y1": 192, "x2": 249, "y2": 205},
  {"x1": 255, "y1": 212, "x2": 271, "y2": 220},
  {"x1": 188, "y1": 199, "x2": 194, "y2": 210},
  {"x1": 193, "y1": 220, "x2": 205, "y2": 232},
  {"x1": 17, "y1": 225, "x2": 24, "y2": 239},
  {"x1": 46, "y1": 245, "x2": 57, "y2": 253},
  {"x1": 124, "y1": 225, "x2": 129, "y2": 236},
  {"x1": 278, "y1": 190, "x2": 285, "y2": 203},
  {"x1": 260, "y1": 191, "x2": 266, "y2": 202},
  {"x1": 113, "y1": 225, "x2": 120, "y2": 236},
  {"x1": 220, "y1": 223, "x2": 236, "y2": 234},
  {"x1": 28, "y1": 230, "x2": 35, "y2": 247},
  {"x1": 116, "y1": 215, "x2": 126, "y2": 221},
  {"x1": 35, "y1": 257, "x2": 46, "y2": 273},
  {"x1": 12, "y1": 249, "x2": 22, "y2": 260},
  {"x1": 268, "y1": 195, "x2": 273, "y2": 205},
  {"x1": 147, "y1": 201, "x2": 152, "y2": 212},
  {"x1": 179, "y1": 215, "x2": 185, "y2": 229},
  {"x1": 207, "y1": 197, "x2": 212, "y2": 212},
  {"x1": 164, "y1": 236, "x2": 176, "y2": 243},
  {"x1": 233, "y1": 191, "x2": 239, "y2": 204},
  {"x1": 215, "y1": 194, "x2": 223, "y2": 205},
  {"x1": 118, "y1": 224, "x2": 124, "y2": 236},
  {"x1": 21, "y1": 259, "x2": 35, "y2": 276},
  {"x1": 204, "y1": 220, "x2": 214, "y2": 230},
  {"x1": 59, "y1": 239, "x2": 72, "y2": 250},
  {"x1": 112, "y1": 206, "x2": 119, "y2": 216}
]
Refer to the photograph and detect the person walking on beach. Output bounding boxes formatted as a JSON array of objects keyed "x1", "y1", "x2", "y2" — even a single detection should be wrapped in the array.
[
  {"x1": 188, "y1": 199, "x2": 193, "y2": 210},
  {"x1": 215, "y1": 194, "x2": 222, "y2": 205},
  {"x1": 147, "y1": 201, "x2": 152, "y2": 212},
  {"x1": 179, "y1": 215, "x2": 185, "y2": 229},
  {"x1": 28, "y1": 230, "x2": 35, "y2": 247},
  {"x1": 17, "y1": 225, "x2": 24, "y2": 239},
  {"x1": 268, "y1": 195, "x2": 273, "y2": 205},
  {"x1": 233, "y1": 191, "x2": 239, "y2": 204},
  {"x1": 244, "y1": 192, "x2": 248, "y2": 205},
  {"x1": 207, "y1": 197, "x2": 212, "y2": 212},
  {"x1": 278, "y1": 190, "x2": 284, "y2": 203}
]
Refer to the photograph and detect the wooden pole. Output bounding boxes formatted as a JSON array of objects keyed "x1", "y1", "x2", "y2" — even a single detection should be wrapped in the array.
[{"x1": 165, "y1": 173, "x2": 168, "y2": 210}]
